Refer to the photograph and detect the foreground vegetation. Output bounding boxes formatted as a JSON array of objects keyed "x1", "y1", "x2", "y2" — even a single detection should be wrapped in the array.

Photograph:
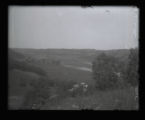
[{"x1": 8, "y1": 48, "x2": 139, "y2": 110}]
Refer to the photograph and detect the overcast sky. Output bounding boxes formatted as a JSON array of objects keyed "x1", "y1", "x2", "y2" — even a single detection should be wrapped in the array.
[{"x1": 8, "y1": 6, "x2": 139, "y2": 50}]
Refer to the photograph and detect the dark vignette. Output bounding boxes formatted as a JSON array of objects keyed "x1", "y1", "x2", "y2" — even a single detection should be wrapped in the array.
[{"x1": 0, "y1": 0, "x2": 144, "y2": 115}]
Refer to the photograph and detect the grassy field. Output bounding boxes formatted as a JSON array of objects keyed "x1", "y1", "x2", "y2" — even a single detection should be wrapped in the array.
[
  {"x1": 42, "y1": 87, "x2": 138, "y2": 110},
  {"x1": 8, "y1": 48, "x2": 138, "y2": 110}
]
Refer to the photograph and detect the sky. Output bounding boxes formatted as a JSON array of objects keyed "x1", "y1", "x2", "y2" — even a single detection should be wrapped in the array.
[{"x1": 8, "y1": 6, "x2": 139, "y2": 50}]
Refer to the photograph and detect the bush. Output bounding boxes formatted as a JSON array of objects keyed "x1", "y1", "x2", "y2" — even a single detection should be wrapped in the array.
[
  {"x1": 125, "y1": 48, "x2": 139, "y2": 86},
  {"x1": 22, "y1": 77, "x2": 54, "y2": 109},
  {"x1": 92, "y1": 53, "x2": 122, "y2": 90}
]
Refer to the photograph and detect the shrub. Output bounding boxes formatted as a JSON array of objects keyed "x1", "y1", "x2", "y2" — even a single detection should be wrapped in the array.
[
  {"x1": 22, "y1": 77, "x2": 53, "y2": 109},
  {"x1": 92, "y1": 53, "x2": 122, "y2": 90},
  {"x1": 125, "y1": 48, "x2": 139, "y2": 86}
]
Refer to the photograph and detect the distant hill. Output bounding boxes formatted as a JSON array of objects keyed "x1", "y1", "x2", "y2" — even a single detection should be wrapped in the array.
[
  {"x1": 11, "y1": 48, "x2": 130, "y2": 56},
  {"x1": 8, "y1": 49, "x2": 47, "y2": 77},
  {"x1": 11, "y1": 48, "x2": 130, "y2": 63},
  {"x1": 9, "y1": 49, "x2": 26, "y2": 61}
]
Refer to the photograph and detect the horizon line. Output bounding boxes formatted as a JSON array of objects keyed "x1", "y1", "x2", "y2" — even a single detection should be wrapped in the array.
[{"x1": 9, "y1": 47, "x2": 137, "y2": 50}]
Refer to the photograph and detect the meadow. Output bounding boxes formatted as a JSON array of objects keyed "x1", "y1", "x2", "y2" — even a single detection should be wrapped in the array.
[{"x1": 8, "y1": 48, "x2": 138, "y2": 110}]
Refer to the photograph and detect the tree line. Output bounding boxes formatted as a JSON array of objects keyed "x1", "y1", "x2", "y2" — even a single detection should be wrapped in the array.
[{"x1": 92, "y1": 48, "x2": 138, "y2": 90}]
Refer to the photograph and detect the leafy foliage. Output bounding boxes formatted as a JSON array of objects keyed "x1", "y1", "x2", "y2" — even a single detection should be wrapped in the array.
[
  {"x1": 92, "y1": 53, "x2": 122, "y2": 90},
  {"x1": 125, "y1": 48, "x2": 139, "y2": 86},
  {"x1": 22, "y1": 77, "x2": 53, "y2": 109}
]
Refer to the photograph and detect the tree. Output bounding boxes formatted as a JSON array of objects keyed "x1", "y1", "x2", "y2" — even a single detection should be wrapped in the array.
[
  {"x1": 92, "y1": 53, "x2": 121, "y2": 90},
  {"x1": 125, "y1": 48, "x2": 139, "y2": 86}
]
